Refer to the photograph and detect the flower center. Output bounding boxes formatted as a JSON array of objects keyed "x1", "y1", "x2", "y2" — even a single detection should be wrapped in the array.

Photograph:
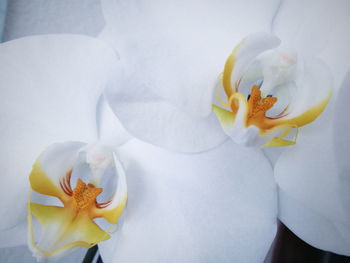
[
  {"x1": 72, "y1": 178, "x2": 102, "y2": 210},
  {"x1": 246, "y1": 85, "x2": 277, "y2": 129}
]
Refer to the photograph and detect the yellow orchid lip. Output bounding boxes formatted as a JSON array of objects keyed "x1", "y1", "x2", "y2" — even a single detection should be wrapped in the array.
[
  {"x1": 27, "y1": 142, "x2": 127, "y2": 260},
  {"x1": 213, "y1": 33, "x2": 332, "y2": 147}
]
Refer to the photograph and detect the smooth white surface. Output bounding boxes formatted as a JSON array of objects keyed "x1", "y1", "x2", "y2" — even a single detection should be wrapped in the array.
[
  {"x1": 97, "y1": 95, "x2": 132, "y2": 147},
  {"x1": 99, "y1": 139, "x2": 277, "y2": 263},
  {"x1": 0, "y1": 244, "x2": 86, "y2": 263},
  {"x1": 0, "y1": 35, "x2": 118, "y2": 245},
  {"x1": 273, "y1": 0, "x2": 350, "y2": 255},
  {"x1": 100, "y1": 0, "x2": 281, "y2": 152},
  {"x1": 3, "y1": 0, "x2": 104, "y2": 41},
  {"x1": 273, "y1": 0, "x2": 350, "y2": 89}
]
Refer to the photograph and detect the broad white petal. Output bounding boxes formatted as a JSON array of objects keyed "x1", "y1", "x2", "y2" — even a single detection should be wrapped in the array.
[
  {"x1": 273, "y1": 0, "x2": 350, "y2": 91},
  {"x1": 105, "y1": 77, "x2": 227, "y2": 153},
  {"x1": 99, "y1": 139, "x2": 277, "y2": 263},
  {"x1": 96, "y1": 95, "x2": 132, "y2": 147},
  {"x1": 274, "y1": 72, "x2": 350, "y2": 255},
  {"x1": 0, "y1": 222, "x2": 27, "y2": 248},
  {"x1": 100, "y1": 0, "x2": 281, "y2": 151},
  {"x1": 0, "y1": 35, "x2": 118, "y2": 239}
]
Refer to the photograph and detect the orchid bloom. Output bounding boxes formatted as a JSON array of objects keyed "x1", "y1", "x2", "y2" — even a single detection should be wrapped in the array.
[
  {"x1": 99, "y1": 0, "x2": 350, "y2": 259},
  {"x1": 0, "y1": 32, "x2": 277, "y2": 262},
  {"x1": 1, "y1": 0, "x2": 349, "y2": 262},
  {"x1": 213, "y1": 33, "x2": 332, "y2": 147},
  {"x1": 0, "y1": 32, "x2": 277, "y2": 263},
  {"x1": 0, "y1": 2, "x2": 279, "y2": 263},
  {"x1": 0, "y1": 35, "x2": 128, "y2": 261},
  {"x1": 28, "y1": 142, "x2": 127, "y2": 260}
]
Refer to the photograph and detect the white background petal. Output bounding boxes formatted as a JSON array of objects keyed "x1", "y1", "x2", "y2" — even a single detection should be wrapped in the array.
[
  {"x1": 3, "y1": 0, "x2": 104, "y2": 41},
  {"x1": 101, "y1": 0, "x2": 281, "y2": 152},
  {"x1": 96, "y1": 95, "x2": 132, "y2": 147},
  {"x1": 273, "y1": 0, "x2": 350, "y2": 255},
  {"x1": 99, "y1": 139, "x2": 277, "y2": 263},
  {"x1": 274, "y1": 71, "x2": 350, "y2": 255},
  {"x1": 105, "y1": 78, "x2": 228, "y2": 153},
  {"x1": 0, "y1": 35, "x2": 118, "y2": 245},
  {"x1": 273, "y1": 0, "x2": 350, "y2": 89},
  {"x1": 0, "y1": 245, "x2": 86, "y2": 263}
]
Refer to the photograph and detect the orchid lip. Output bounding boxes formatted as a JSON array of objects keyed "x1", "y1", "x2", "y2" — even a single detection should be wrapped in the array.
[
  {"x1": 27, "y1": 142, "x2": 127, "y2": 260},
  {"x1": 59, "y1": 170, "x2": 112, "y2": 210}
]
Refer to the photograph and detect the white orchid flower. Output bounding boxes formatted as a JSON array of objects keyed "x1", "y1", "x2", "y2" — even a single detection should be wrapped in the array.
[
  {"x1": 213, "y1": 33, "x2": 332, "y2": 147},
  {"x1": 97, "y1": 0, "x2": 279, "y2": 262},
  {"x1": 99, "y1": 0, "x2": 350, "y2": 259},
  {"x1": 0, "y1": 31, "x2": 277, "y2": 263},
  {"x1": 99, "y1": 0, "x2": 282, "y2": 153},
  {"x1": 0, "y1": 35, "x2": 128, "y2": 260}
]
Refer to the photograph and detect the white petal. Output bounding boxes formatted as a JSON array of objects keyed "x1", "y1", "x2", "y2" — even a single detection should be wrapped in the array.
[
  {"x1": 333, "y1": 71, "x2": 350, "y2": 197},
  {"x1": 34, "y1": 142, "x2": 85, "y2": 193},
  {"x1": 96, "y1": 95, "x2": 132, "y2": 147},
  {"x1": 259, "y1": 49, "x2": 297, "y2": 95},
  {"x1": 279, "y1": 58, "x2": 333, "y2": 120},
  {"x1": 92, "y1": 152, "x2": 128, "y2": 224},
  {"x1": 232, "y1": 33, "x2": 281, "y2": 87},
  {"x1": 105, "y1": 77, "x2": 227, "y2": 153},
  {"x1": 100, "y1": 0, "x2": 281, "y2": 151},
  {"x1": 99, "y1": 139, "x2": 277, "y2": 263},
  {"x1": 0, "y1": 35, "x2": 118, "y2": 237},
  {"x1": 0, "y1": 222, "x2": 28, "y2": 248},
  {"x1": 273, "y1": 0, "x2": 350, "y2": 91},
  {"x1": 274, "y1": 71, "x2": 350, "y2": 255}
]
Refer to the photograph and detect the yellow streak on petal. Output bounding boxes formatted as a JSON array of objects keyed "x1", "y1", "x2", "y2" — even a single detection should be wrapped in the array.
[
  {"x1": 93, "y1": 194, "x2": 128, "y2": 225},
  {"x1": 228, "y1": 92, "x2": 249, "y2": 127},
  {"x1": 29, "y1": 162, "x2": 67, "y2": 203},
  {"x1": 273, "y1": 90, "x2": 332, "y2": 128},
  {"x1": 262, "y1": 125, "x2": 299, "y2": 148},
  {"x1": 222, "y1": 42, "x2": 242, "y2": 98},
  {"x1": 212, "y1": 104, "x2": 236, "y2": 128},
  {"x1": 216, "y1": 81, "x2": 230, "y2": 109},
  {"x1": 28, "y1": 202, "x2": 110, "y2": 257},
  {"x1": 264, "y1": 138, "x2": 295, "y2": 147}
]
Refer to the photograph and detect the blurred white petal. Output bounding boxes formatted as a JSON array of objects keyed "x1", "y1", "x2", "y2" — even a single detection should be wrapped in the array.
[
  {"x1": 99, "y1": 139, "x2": 277, "y2": 263},
  {"x1": 0, "y1": 34, "x2": 119, "y2": 242},
  {"x1": 96, "y1": 95, "x2": 132, "y2": 147},
  {"x1": 105, "y1": 81, "x2": 227, "y2": 153},
  {"x1": 0, "y1": 222, "x2": 27, "y2": 248},
  {"x1": 273, "y1": 0, "x2": 350, "y2": 255},
  {"x1": 273, "y1": 0, "x2": 350, "y2": 89},
  {"x1": 275, "y1": 72, "x2": 350, "y2": 255}
]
